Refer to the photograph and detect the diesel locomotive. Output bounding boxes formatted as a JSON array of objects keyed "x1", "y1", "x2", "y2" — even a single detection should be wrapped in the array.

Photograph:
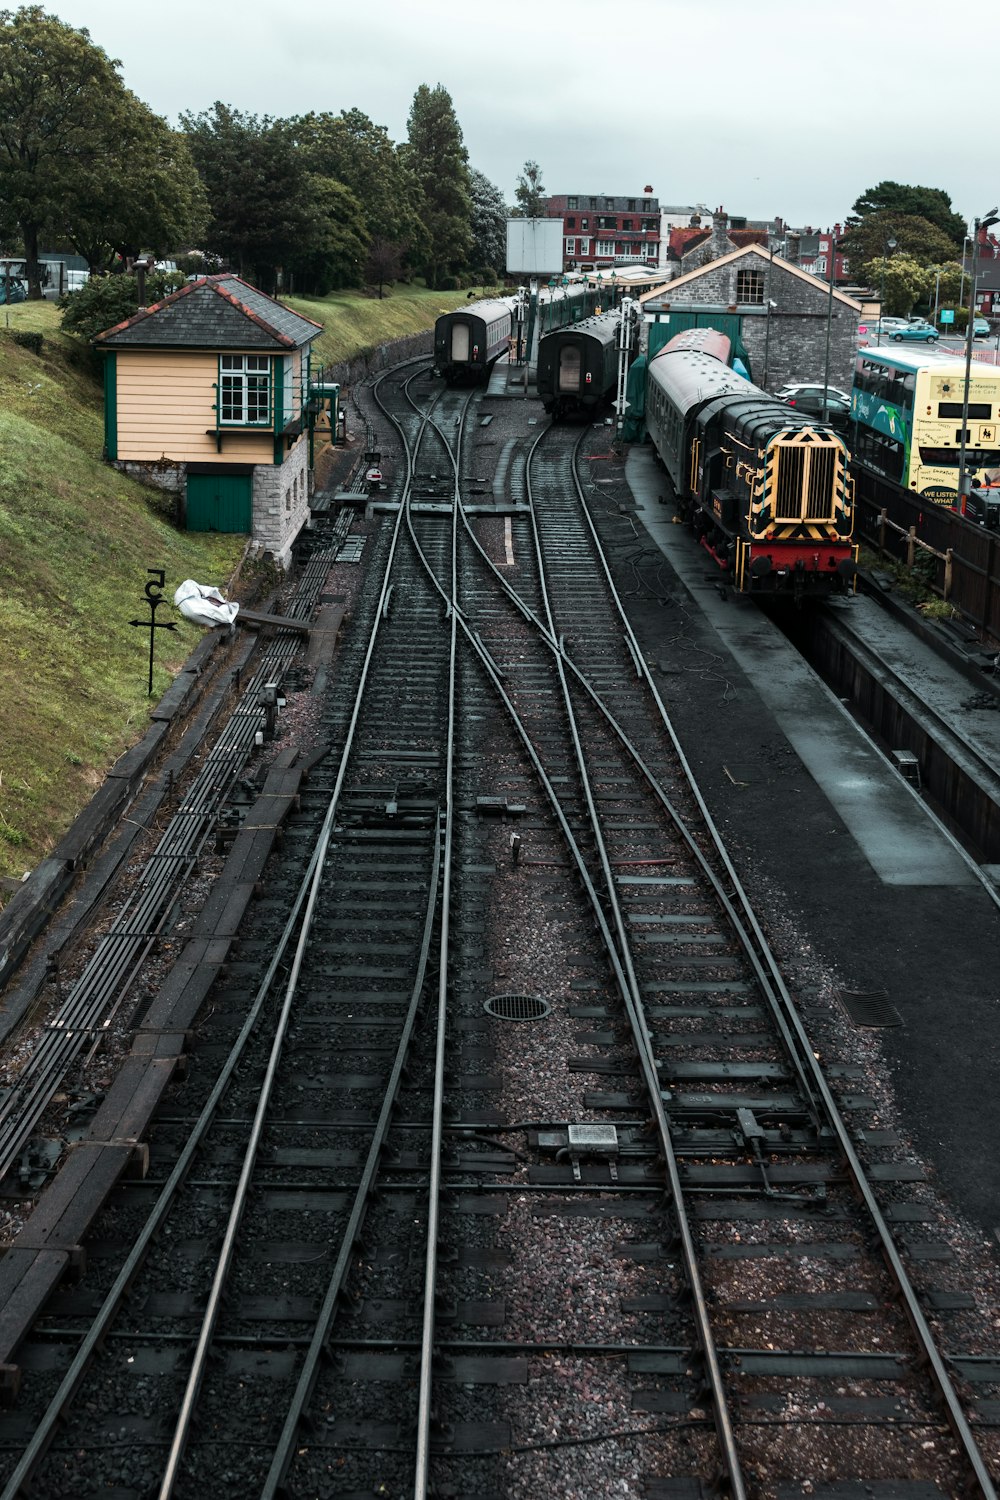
[{"x1": 646, "y1": 329, "x2": 857, "y2": 598}]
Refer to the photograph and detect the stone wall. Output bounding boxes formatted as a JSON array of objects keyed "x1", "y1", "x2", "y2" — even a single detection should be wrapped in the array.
[
  {"x1": 251, "y1": 435, "x2": 311, "y2": 568},
  {"x1": 655, "y1": 257, "x2": 858, "y2": 395}
]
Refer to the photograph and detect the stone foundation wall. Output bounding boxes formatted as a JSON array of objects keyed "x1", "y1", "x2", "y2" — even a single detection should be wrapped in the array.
[{"x1": 251, "y1": 437, "x2": 310, "y2": 568}]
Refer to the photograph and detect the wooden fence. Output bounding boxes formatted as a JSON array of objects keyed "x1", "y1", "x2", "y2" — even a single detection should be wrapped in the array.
[{"x1": 853, "y1": 467, "x2": 1000, "y2": 645}]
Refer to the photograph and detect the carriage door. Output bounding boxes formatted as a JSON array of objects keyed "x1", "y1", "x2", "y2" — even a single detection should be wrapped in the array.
[
  {"x1": 450, "y1": 322, "x2": 471, "y2": 362},
  {"x1": 558, "y1": 343, "x2": 582, "y2": 393}
]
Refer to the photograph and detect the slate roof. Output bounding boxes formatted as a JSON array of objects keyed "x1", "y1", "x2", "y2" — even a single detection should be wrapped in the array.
[{"x1": 94, "y1": 275, "x2": 322, "y2": 350}]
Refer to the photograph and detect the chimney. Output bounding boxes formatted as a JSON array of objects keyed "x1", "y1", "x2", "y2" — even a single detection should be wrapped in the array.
[
  {"x1": 710, "y1": 208, "x2": 729, "y2": 261},
  {"x1": 785, "y1": 233, "x2": 800, "y2": 265}
]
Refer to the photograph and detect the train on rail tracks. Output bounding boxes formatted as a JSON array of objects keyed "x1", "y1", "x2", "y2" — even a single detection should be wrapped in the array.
[
  {"x1": 434, "y1": 296, "x2": 515, "y2": 385},
  {"x1": 434, "y1": 284, "x2": 603, "y2": 385},
  {"x1": 537, "y1": 308, "x2": 637, "y2": 419},
  {"x1": 646, "y1": 327, "x2": 858, "y2": 598}
]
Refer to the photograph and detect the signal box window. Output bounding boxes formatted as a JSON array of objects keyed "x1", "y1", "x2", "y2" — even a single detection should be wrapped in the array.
[{"x1": 220, "y1": 355, "x2": 270, "y2": 425}]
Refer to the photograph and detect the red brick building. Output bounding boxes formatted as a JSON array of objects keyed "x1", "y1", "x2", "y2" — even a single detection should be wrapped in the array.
[{"x1": 543, "y1": 191, "x2": 660, "y2": 273}]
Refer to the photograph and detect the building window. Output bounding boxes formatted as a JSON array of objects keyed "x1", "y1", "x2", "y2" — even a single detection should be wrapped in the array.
[
  {"x1": 596, "y1": 240, "x2": 616, "y2": 257},
  {"x1": 622, "y1": 219, "x2": 632, "y2": 231},
  {"x1": 220, "y1": 354, "x2": 270, "y2": 424},
  {"x1": 628, "y1": 199, "x2": 636, "y2": 211},
  {"x1": 735, "y1": 268, "x2": 765, "y2": 305},
  {"x1": 580, "y1": 239, "x2": 590, "y2": 255},
  {"x1": 605, "y1": 198, "x2": 614, "y2": 210},
  {"x1": 566, "y1": 216, "x2": 576, "y2": 229},
  {"x1": 588, "y1": 197, "x2": 597, "y2": 209},
  {"x1": 565, "y1": 238, "x2": 576, "y2": 256},
  {"x1": 567, "y1": 197, "x2": 578, "y2": 210},
  {"x1": 581, "y1": 218, "x2": 588, "y2": 231},
  {"x1": 642, "y1": 200, "x2": 651, "y2": 211}
]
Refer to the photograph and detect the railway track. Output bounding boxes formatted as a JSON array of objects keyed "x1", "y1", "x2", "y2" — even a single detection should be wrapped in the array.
[{"x1": 0, "y1": 359, "x2": 997, "y2": 1497}]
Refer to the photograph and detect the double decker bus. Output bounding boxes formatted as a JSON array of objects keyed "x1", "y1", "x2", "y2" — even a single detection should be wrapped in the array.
[{"x1": 850, "y1": 345, "x2": 1000, "y2": 503}]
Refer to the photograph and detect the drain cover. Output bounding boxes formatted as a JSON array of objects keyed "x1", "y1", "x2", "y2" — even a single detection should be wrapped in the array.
[
  {"x1": 484, "y1": 993, "x2": 551, "y2": 1022},
  {"x1": 838, "y1": 990, "x2": 901, "y2": 1027}
]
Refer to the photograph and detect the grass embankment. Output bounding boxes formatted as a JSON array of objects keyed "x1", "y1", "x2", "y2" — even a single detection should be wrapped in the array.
[
  {"x1": 286, "y1": 283, "x2": 492, "y2": 368},
  {"x1": 0, "y1": 302, "x2": 246, "y2": 893},
  {"x1": 0, "y1": 283, "x2": 476, "y2": 897}
]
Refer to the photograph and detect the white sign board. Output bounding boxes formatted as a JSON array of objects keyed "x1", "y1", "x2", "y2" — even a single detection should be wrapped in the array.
[{"x1": 506, "y1": 219, "x2": 564, "y2": 276}]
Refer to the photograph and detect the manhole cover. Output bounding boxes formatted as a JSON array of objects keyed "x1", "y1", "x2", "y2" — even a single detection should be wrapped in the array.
[
  {"x1": 484, "y1": 993, "x2": 550, "y2": 1022},
  {"x1": 838, "y1": 990, "x2": 901, "y2": 1028}
]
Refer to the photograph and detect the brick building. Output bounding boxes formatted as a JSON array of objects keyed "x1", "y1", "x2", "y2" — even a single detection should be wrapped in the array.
[{"x1": 544, "y1": 191, "x2": 661, "y2": 273}]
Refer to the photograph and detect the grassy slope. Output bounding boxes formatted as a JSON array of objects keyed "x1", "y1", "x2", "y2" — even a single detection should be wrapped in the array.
[
  {"x1": 0, "y1": 303, "x2": 246, "y2": 888},
  {"x1": 0, "y1": 284, "x2": 475, "y2": 893},
  {"x1": 286, "y1": 284, "x2": 489, "y2": 367}
]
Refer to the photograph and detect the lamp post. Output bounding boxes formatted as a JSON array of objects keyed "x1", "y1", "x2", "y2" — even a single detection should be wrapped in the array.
[
  {"x1": 957, "y1": 207, "x2": 1000, "y2": 508},
  {"x1": 876, "y1": 236, "x2": 897, "y2": 344},
  {"x1": 821, "y1": 230, "x2": 836, "y2": 420}
]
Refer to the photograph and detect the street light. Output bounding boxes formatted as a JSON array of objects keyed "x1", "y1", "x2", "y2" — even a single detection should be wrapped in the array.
[
  {"x1": 876, "y1": 237, "x2": 897, "y2": 344},
  {"x1": 957, "y1": 207, "x2": 1000, "y2": 508}
]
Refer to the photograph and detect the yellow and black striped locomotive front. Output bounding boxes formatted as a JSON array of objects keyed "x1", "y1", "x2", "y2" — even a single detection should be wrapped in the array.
[{"x1": 692, "y1": 401, "x2": 856, "y2": 596}]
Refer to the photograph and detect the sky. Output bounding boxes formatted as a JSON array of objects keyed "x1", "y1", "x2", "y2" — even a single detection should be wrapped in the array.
[{"x1": 42, "y1": 0, "x2": 994, "y2": 233}]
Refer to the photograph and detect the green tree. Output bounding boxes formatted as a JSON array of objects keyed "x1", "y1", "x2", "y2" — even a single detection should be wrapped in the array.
[
  {"x1": 469, "y1": 169, "x2": 507, "y2": 275},
  {"x1": 286, "y1": 108, "x2": 425, "y2": 264},
  {"x1": 876, "y1": 252, "x2": 931, "y2": 318},
  {"x1": 847, "y1": 181, "x2": 967, "y2": 250},
  {"x1": 0, "y1": 7, "x2": 126, "y2": 296},
  {"x1": 181, "y1": 102, "x2": 316, "y2": 290},
  {"x1": 403, "y1": 84, "x2": 472, "y2": 288},
  {"x1": 286, "y1": 175, "x2": 369, "y2": 295},
  {"x1": 60, "y1": 268, "x2": 186, "y2": 342},
  {"x1": 512, "y1": 160, "x2": 546, "y2": 219},
  {"x1": 841, "y1": 210, "x2": 959, "y2": 283},
  {"x1": 63, "y1": 97, "x2": 207, "y2": 273}
]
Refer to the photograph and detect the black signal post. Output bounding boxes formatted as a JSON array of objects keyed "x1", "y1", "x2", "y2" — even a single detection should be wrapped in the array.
[{"x1": 130, "y1": 568, "x2": 178, "y2": 697}]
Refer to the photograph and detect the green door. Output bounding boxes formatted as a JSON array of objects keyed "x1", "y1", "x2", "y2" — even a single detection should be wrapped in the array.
[{"x1": 186, "y1": 470, "x2": 252, "y2": 533}]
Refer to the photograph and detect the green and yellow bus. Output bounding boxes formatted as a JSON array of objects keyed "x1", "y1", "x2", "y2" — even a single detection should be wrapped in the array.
[{"x1": 850, "y1": 346, "x2": 1000, "y2": 501}]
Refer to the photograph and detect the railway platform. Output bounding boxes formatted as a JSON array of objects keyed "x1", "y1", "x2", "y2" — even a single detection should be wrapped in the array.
[{"x1": 620, "y1": 445, "x2": 1000, "y2": 1241}]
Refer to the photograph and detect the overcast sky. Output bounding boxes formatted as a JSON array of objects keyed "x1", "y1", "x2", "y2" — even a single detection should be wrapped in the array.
[{"x1": 46, "y1": 0, "x2": 992, "y2": 232}]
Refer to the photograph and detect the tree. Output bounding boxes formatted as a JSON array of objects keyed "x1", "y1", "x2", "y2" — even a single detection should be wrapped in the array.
[
  {"x1": 841, "y1": 210, "x2": 960, "y2": 284},
  {"x1": 181, "y1": 103, "x2": 317, "y2": 290},
  {"x1": 512, "y1": 160, "x2": 546, "y2": 219},
  {"x1": 285, "y1": 176, "x2": 369, "y2": 296},
  {"x1": 62, "y1": 97, "x2": 207, "y2": 274},
  {"x1": 847, "y1": 181, "x2": 967, "y2": 250},
  {"x1": 366, "y1": 237, "x2": 403, "y2": 298},
  {"x1": 876, "y1": 252, "x2": 932, "y2": 318},
  {"x1": 469, "y1": 169, "x2": 507, "y2": 276},
  {"x1": 0, "y1": 7, "x2": 127, "y2": 296},
  {"x1": 403, "y1": 84, "x2": 472, "y2": 288},
  {"x1": 285, "y1": 108, "x2": 425, "y2": 264}
]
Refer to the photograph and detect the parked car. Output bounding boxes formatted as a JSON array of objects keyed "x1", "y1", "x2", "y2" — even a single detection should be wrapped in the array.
[
  {"x1": 973, "y1": 317, "x2": 991, "y2": 339},
  {"x1": 774, "y1": 382, "x2": 850, "y2": 405},
  {"x1": 889, "y1": 323, "x2": 939, "y2": 343},
  {"x1": 874, "y1": 317, "x2": 910, "y2": 336},
  {"x1": 780, "y1": 389, "x2": 852, "y2": 427}
]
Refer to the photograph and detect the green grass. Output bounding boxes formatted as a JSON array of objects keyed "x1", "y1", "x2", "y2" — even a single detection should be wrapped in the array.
[
  {"x1": 0, "y1": 301, "x2": 246, "y2": 892},
  {"x1": 0, "y1": 282, "x2": 479, "y2": 896},
  {"x1": 286, "y1": 283, "x2": 498, "y2": 368}
]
